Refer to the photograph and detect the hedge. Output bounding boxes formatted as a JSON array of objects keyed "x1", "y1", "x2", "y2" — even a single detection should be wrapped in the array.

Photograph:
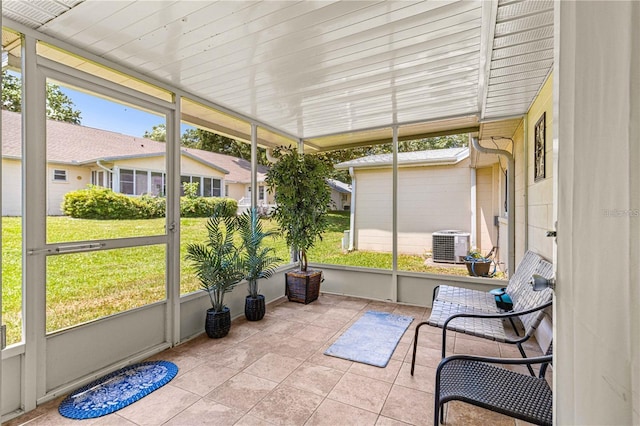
[{"x1": 62, "y1": 186, "x2": 237, "y2": 219}]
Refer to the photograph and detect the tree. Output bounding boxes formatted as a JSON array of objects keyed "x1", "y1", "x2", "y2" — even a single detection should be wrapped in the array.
[
  {"x1": 143, "y1": 124, "x2": 167, "y2": 142},
  {"x1": 1, "y1": 71, "x2": 82, "y2": 124}
]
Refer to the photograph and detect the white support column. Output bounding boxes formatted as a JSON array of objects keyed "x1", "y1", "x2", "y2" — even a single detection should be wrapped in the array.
[
  {"x1": 251, "y1": 123, "x2": 258, "y2": 209},
  {"x1": 391, "y1": 126, "x2": 398, "y2": 302},
  {"x1": 22, "y1": 34, "x2": 48, "y2": 411},
  {"x1": 166, "y1": 97, "x2": 181, "y2": 346}
]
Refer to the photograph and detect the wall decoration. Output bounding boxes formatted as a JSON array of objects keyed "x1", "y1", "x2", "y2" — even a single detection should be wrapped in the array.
[{"x1": 534, "y1": 112, "x2": 546, "y2": 181}]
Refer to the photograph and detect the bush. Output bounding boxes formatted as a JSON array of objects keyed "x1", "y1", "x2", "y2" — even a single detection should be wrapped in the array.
[
  {"x1": 180, "y1": 196, "x2": 236, "y2": 218},
  {"x1": 63, "y1": 185, "x2": 237, "y2": 219}
]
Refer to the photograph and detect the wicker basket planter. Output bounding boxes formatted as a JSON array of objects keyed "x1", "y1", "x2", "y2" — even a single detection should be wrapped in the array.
[
  {"x1": 285, "y1": 270, "x2": 322, "y2": 304},
  {"x1": 245, "y1": 295, "x2": 266, "y2": 321},
  {"x1": 205, "y1": 307, "x2": 231, "y2": 338},
  {"x1": 465, "y1": 260, "x2": 492, "y2": 277}
]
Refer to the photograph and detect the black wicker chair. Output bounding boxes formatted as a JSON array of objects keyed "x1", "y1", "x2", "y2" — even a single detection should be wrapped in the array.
[{"x1": 434, "y1": 350, "x2": 552, "y2": 425}]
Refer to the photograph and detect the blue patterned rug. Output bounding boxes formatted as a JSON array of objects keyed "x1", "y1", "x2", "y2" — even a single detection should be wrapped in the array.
[
  {"x1": 324, "y1": 310, "x2": 413, "y2": 367},
  {"x1": 59, "y1": 361, "x2": 178, "y2": 419}
]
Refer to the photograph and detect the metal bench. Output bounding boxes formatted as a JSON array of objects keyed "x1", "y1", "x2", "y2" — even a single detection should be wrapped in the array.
[
  {"x1": 434, "y1": 345, "x2": 553, "y2": 425},
  {"x1": 412, "y1": 251, "x2": 554, "y2": 376}
]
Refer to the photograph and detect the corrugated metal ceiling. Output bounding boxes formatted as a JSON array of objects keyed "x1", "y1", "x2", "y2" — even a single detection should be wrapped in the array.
[{"x1": 2, "y1": 0, "x2": 554, "y2": 149}]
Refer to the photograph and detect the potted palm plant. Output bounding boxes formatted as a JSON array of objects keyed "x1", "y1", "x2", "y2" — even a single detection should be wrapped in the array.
[
  {"x1": 265, "y1": 146, "x2": 332, "y2": 304},
  {"x1": 238, "y1": 207, "x2": 281, "y2": 320},
  {"x1": 186, "y1": 204, "x2": 245, "y2": 338}
]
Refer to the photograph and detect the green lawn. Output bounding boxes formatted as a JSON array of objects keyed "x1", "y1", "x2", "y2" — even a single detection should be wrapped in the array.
[{"x1": 2, "y1": 211, "x2": 476, "y2": 346}]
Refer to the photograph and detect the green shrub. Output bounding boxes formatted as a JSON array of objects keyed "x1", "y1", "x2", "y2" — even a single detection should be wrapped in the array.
[
  {"x1": 63, "y1": 185, "x2": 237, "y2": 219},
  {"x1": 180, "y1": 196, "x2": 237, "y2": 218}
]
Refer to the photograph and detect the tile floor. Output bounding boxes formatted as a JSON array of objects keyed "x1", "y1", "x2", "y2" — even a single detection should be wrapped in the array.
[{"x1": 7, "y1": 294, "x2": 546, "y2": 425}]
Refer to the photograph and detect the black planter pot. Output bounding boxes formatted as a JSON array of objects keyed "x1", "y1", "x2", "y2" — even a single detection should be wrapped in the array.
[
  {"x1": 205, "y1": 307, "x2": 231, "y2": 338},
  {"x1": 245, "y1": 295, "x2": 266, "y2": 321}
]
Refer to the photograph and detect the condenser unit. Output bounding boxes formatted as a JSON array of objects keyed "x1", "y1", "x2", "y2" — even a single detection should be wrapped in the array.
[{"x1": 432, "y1": 230, "x2": 470, "y2": 263}]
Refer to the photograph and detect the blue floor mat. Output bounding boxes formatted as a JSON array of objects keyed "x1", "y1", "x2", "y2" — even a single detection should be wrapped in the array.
[
  {"x1": 324, "y1": 310, "x2": 413, "y2": 367},
  {"x1": 59, "y1": 360, "x2": 178, "y2": 419}
]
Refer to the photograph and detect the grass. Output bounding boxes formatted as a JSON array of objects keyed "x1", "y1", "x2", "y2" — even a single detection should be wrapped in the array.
[{"x1": 2, "y1": 211, "x2": 493, "y2": 346}]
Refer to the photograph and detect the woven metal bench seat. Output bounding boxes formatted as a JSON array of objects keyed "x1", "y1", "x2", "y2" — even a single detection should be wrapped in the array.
[
  {"x1": 433, "y1": 285, "x2": 500, "y2": 312},
  {"x1": 435, "y1": 354, "x2": 553, "y2": 426},
  {"x1": 427, "y1": 300, "x2": 508, "y2": 341},
  {"x1": 412, "y1": 250, "x2": 554, "y2": 377}
]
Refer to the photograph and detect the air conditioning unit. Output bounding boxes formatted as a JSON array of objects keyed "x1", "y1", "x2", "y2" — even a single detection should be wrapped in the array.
[{"x1": 432, "y1": 230, "x2": 470, "y2": 263}]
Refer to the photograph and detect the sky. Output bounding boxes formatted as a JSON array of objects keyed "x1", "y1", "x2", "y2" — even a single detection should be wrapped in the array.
[{"x1": 60, "y1": 86, "x2": 194, "y2": 138}]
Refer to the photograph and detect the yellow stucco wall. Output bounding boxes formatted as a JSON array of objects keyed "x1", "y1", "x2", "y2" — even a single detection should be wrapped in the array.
[{"x1": 355, "y1": 159, "x2": 473, "y2": 255}]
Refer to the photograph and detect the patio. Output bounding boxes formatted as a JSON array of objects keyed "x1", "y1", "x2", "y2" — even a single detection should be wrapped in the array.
[{"x1": 5, "y1": 293, "x2": 545, "y2": 426}]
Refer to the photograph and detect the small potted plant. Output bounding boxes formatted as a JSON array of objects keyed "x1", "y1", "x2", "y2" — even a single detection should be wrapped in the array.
[
  {"x1": 238, "y1": 206, "x2": 281, "y2": 320},
  {"x1": 186, "y1": 204, "x2": 245, "y2": 338},
  {"x1": 464, "y1": 247, "x2": 493, "y2": 277},
  {"x1": 265, "y1": 146, "x2": 332, "y2": 304}
]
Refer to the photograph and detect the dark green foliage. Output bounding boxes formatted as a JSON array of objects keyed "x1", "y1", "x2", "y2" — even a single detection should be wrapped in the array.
[
  {"x1": 265, "y1": 146, "x2": 333, "y2": 271},
  {"x1": 1, "y1": 70, "x2": 82, "y2": 124},
  {"x1": 238, "y1": 207, "x2": 282, "y2": 297},
  {"x1": 62, "y1": 185, "x2": 237, "y2": 219},
  {"x1": 185, "y1": 204, "x2": 245, "y2": 311}
]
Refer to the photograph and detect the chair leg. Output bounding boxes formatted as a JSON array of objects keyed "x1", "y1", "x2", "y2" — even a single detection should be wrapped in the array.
[
  {"x1": 434, "y1": 400, "x2": 443, "y2": 426},
  {"x1": 517, "y1": 342, "x2": 536, "y2": 376},
  {"x1": 440, "y1": 403, "x2": 445, "y2": 424},
  {"x1": 411, "y1": 322, "x2": 427, "y2": 376}
]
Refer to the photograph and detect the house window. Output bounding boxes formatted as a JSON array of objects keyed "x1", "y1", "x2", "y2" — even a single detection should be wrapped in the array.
[
  {"x1": 151, "y1": 172, "x2": 164, "y2": 196},
  {"x1": 120, "y1": 169, "x2": 135, "y2": 194},
  {"x1": 258, "y1": 185, "x2": 265, "y2": 201},
  {"x1": 52, "y1": 169, "x2": 67, "y2": 182},
  {"x1": 225, "y1": 184, "x2": 229, "y2": 196},
  {"x1": 91, "y1": 170, "x2": 105, "y2": 187},
  {"x1": 212, "y1": 179, "x2": 221, "y2": 197},
  {"x1": 135, "y1": 171, "x2": 148, "y2": 195}
]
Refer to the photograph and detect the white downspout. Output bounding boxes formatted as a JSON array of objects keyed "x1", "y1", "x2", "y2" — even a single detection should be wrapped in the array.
[
  {"x1": 472, "y1": 136, "x2": 515, "y2": 275},
  {"x1": 470, "y1": 167, "x2": 477, "y2": 249},
  {"x1": 348, "y1": 167, "x2": 356, "y2": 251}
]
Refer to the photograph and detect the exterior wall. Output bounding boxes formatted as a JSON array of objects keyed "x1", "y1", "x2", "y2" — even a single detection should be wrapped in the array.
[
  {"x1": 2, "y1": 158, "x2": 21, "y2": 216},
  {"x1": 179, "y1": 156, "x2": 225, "y2": 179},
  {"x1": 115, "y1": 156, "x2": 166, "y2": 172},
  {"x1": 47, "y1": 164, "x2": 91, "y2": 215},
  {"x1": 330, "y1": 189, "x2": 351, "y2": 211},
  {"x1": 355, "y1": 159, "x2": 472, "y2": 255},
  {"x1": 526, "y1": 75, "x2": 554, "y2": 261},
  {"x1": 226, "y1": 182, "x2": 246, "y2": 201},
  {"x1": 475, "y1": 166, "x2": 498, "y2": 256}
]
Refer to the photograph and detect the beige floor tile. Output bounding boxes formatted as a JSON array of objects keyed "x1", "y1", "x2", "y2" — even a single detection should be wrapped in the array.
[
  {"x1": 327, "y1": 372, "x2": 392, "y2": 414},
  {"x1": 392, "y1": 305, "x2": 427, "y2": 318},
  {"x1": 268, "y1": 337, "x2": 323, "y2": 360},
  {"x1": 375, "y1": 416, "x2": 411, "y2": 425},
  {"x1": 364, "y1": 301, "x2": 398, "y2": 313},
  {"x1": 307, "y1": 350, "x2": 354, "y2": 372},
  {"x1": 164, "y1": 399, "x2": 244, "y2": 425},
  {"x1": 205, "y1": 372, "x2": 278, "y2": 412},
  {"x1": 248, "y1": 384, "x2": 324, "y2": 425},
  {"x1": 205, "y1": 343, "x2": 268, "y2": 370},
  {"x1": 117, "y1": 384, "x2": 200, "y2": 425},
  {"x1": 293, "y1": 324, "x2": 339, "y2": 343},
  {"x1": 453, "y1": 335, "x2": 501, "y2": 357},
  {"x1": 305, "y1": 399, "x2": 378, "y2": 426},
  {"x1": 390, "y1": 342, "x2": 411, "y2": 361},
  {"x1": 263, "y1": 319, "x2": 308, "y2": 335},
  {"x1": 282, "y1": 362, "x2": 344, "y2": 396},
  {"x1": 380, "y1": 385, "x2": 433, "y2": 426},
  {"x1": 146, "y1": 348, "x2": 205, "y2": 377},
  {"x1": 405, "y1": 344, "x2": 442, "y2": 369},
  {"x1": 443, "y1": 401, "x2": 516, "y2": 426},
  {"x1": 90, "y1": 413, "x2": 138, "y2": 425},
  {"x1": 234, "y1": 414, "x2": 276, "y2": 425},
  {"x1": 348, "y1": 359, "x2": 402, "y2": 383},
  {"x1": 337, "y1": 298, "x2": 370, "y2": 311},
  {"x1": 171, "y1": 364, "x2": 239, "y2": 396},
  {"x1": 394, "y1": 362, "x2": 436, "y2": 394},
  {"x1": 243, "y1": 352, "x2": 303, "y2": 382}
]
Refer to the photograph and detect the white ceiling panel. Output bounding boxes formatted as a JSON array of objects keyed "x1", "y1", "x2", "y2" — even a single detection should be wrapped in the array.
[{"x1": 2, "y1": 0, "x2": 555, "y2": 148}]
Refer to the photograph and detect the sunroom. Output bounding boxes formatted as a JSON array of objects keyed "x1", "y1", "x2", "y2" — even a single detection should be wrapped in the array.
[{"x1": 1, "y1": 1, "x2": 639, "y2": 425}]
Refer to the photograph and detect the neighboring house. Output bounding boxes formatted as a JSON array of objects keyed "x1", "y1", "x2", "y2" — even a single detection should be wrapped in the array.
[
  {"x1": 326, "y1": 179, "x2": 351, "y2": 211},
  {"x1": 1, "y1": 110, "x2": 272, "y2": 216},
  {"x1": 335, "y1": 147, "x2": 502, "y2": 260}
]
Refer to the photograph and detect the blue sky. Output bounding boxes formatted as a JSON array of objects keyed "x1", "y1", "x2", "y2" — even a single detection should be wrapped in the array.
[{"x1": 60, "y1": 86, "x2": 194, "y2": 137}]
